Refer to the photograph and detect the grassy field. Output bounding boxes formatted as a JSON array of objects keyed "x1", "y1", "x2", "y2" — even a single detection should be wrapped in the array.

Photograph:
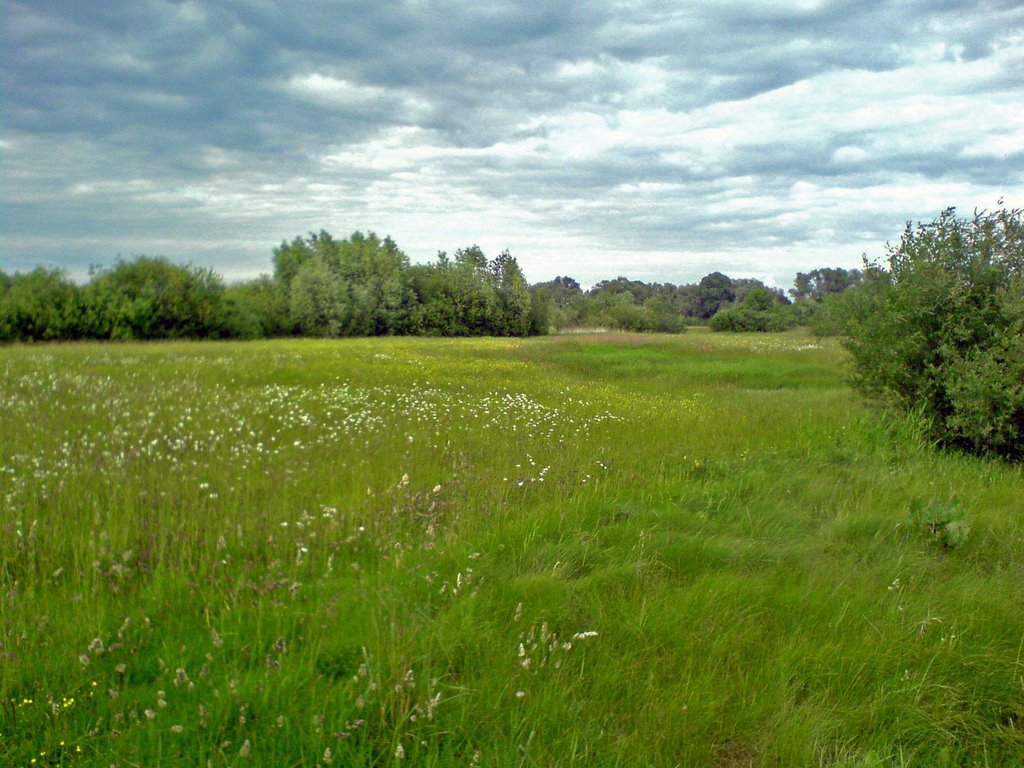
[{"x1": 2, "y1": 329, "x2": 1022, "y2": 767}]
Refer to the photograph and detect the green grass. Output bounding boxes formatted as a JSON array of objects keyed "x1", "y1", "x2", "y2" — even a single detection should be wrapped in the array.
[{"x1": 2, "y1": 329, "x2": 1022, "y2": 767}]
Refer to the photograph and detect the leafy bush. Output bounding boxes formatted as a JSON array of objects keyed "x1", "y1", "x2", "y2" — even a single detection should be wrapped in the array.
[
  {"x1": 845, "y1": 206, "x2": 1024, "y2": 460},
  {"x1": 604, "y1": 294, "x2": 654, "y2": 332},
  {"x1": 0, "y1": 268, "x2": 83, "y2": 341},
  {"x1": 85, "y1": 257, "x2": 226, "y2": 339},
  {"x1": 709, "y1": 288, "x2": 792, "y2": 332}
]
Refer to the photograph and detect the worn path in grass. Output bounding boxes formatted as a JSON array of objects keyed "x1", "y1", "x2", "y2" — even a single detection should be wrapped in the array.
[{"x1": 2, "y1": 330, "x2": 1022, "y2": 767}]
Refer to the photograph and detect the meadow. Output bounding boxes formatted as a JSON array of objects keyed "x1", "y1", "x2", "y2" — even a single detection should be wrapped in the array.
[{"x1": 1, "y1": 329, "x2": 1022, "y2": 767}]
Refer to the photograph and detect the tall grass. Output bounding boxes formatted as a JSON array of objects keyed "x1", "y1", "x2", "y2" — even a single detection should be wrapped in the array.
[{"x1": 2, "y1": 330, "x2": 1022, "y2": 766}]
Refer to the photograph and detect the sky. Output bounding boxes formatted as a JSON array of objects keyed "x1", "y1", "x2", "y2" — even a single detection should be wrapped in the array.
[{"x1": 2, "y1": 1, "x2": 1022, "y2": 289}]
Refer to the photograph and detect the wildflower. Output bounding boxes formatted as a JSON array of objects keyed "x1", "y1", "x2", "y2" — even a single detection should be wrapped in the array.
[
  {"x1": 323, "y1": 747, "x2": 333, "y2": 764},
  {"x1": 572, "y1": 630, "x2": 599, "y2": 640},
  {"x1": 145, "y1": 709, "x2": 156, "y2": 720},
  {"x1": 425, "y1": 691, "x2": 442, "y2": 719},
  {"x1": 239, "y1": 739, "x2": 252, "y2": 757},
  {"x1": 79, "y1": 654, "x2": 90, "y2": 667},
  {"x1": 171, "y1": 724, "x2": 184, "y2": 733},
  {"x1": 395, "y1": 743, "x2": 405, "y2": 760},
  {"x1": 515, "y1": 690, "x2": 526, "y2": 699},
  {"x1": 174, "y1": 668, "x2": 189, "y2": 688}
]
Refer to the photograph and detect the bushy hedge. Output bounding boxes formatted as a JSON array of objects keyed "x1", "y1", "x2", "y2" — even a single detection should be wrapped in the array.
[{"x1": 845, "y1": 207, "x2": 1023, "y2": 461}]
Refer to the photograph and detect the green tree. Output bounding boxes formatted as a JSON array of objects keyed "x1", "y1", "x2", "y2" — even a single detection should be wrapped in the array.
[
  {"x1": 845, "y1": 206, "x2": 1024, "y2": 460},
  {"x1": 0, "y1": 268, "x2": 83, "y2": 341},
  {"x1": 407, "y1": 258, "x2": 460, "y2": 336},
  {"x1": 697, "y1": 272, "x2": 735, "y2": 319},
  {"x1": 222, "y1": 276, "x2": 290, "y2": 339},
  {"x1": 533, "y1": 276, "x2": 587, "y2": 330},
  {"x1": 790, "y1": 267, "x2": 864, "y2": 302},
  {"x1": 276, "y1": 231, "x2": 414, "y2": 335},
  {"x1": 643, "y1": 294, "x2": 685, "y2": 333},
  {"x1": 273, "y1": 231, "x2": 336, "y2": 293},
  {"x1": 451, "y1": 246, "x2": 499, "y2": 335},
  {"x1": 604, "y1": 292, "x2": 654, "y2": 332},
  {"x1": 527, "y1": 287, "x2": 553, "y2": 335},
  {"x1": 83, "y1": 257, "x2": 226, "y2": 339},
  {"x1": 336, "y1": 232, "x2": 414, "y2": 335},
  {"x1": 710, "y1": 288, "x2": 792, "y2": 332},
  {"x1": 288, "y1": 257, "x2": 349, "y2": 337},
  {"x1": 672, "y1": 284, "x2": 703, "y2": 319},
  {"x1": 533, "y1": 276, "x2": 583, "y2": 308},
  {"x1": 491, "y1": 250, "x2": 531, "y2": 336}
]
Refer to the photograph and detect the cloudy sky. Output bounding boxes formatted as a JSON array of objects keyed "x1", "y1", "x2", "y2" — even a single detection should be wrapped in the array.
[{"x1": 2, "y1": 1, "x2": 1022, "y2": 288}]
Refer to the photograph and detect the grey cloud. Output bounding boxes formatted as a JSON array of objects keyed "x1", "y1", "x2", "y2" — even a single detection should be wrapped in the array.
[{"x1": 2, "y1": 0, "x2": 1022, "y2": 288}]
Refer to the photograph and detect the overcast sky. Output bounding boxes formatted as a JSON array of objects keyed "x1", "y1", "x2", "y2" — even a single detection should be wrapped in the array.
[{"x1": 2, "y1": 1, "x2": 1022, "y2": 288}]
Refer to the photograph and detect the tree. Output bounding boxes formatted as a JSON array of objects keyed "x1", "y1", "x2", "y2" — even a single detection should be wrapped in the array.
[
  {"x1": 532, "y1": 276, "x2": 584, "y2": 331},
  {"x1": 408, "y1": 257, "x2": 461, "y2": 336},
  {"x1": 288, "y1": 257, "x2": 350, "y2": 337},
  {"x1": 789, "y1": 267, "x2": 864, "y2": 302},
  {"x1": 334, "y1": 232, "x2": 414, "y2": 335},
  {"x1": 673, "y1": 283, "x2": 703, "y2": 318},
  {"x1": 533, "y1": 276, "x2": 583, "y2": 308},
  {"x1": 273, "y1": 231, "x2": 336, "y2": 292},
  {"x1": 222, "y1": 276, "x2": 290, "y2": 339},
  {"x1": 451, "y1": 246, "x2": 499, "y2": 335},
  {"x1": 0, "y1": 268, "x2": 82, "y2": 341},
  {"x1": 491, "y1": 250, "x2": 531, "y2": 336},
  {"x1": 527, "y1": 287, "x2": 553, "y2": 335},
  {"x1": 697, "y1": 272, "x2": 735, "y2": 318},
  {"x1": 709, "y1": 287, "x2": 792, "y2": 332},
  {"x1": 845, "y1": 206, "x2": 1024, "y2": 460},
  {"x1": 82, "y1": 257, "x2": 226, "y2": 339},
  {"x1": 643, "y1": 294, "x2": 685, "y2": 333},
  {"x1": 276, "y1": 231, "x2": 415, "y2": 336}
]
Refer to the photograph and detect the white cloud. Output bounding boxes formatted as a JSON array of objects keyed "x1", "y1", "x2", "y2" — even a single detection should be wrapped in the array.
[{"x1": 284, "y1": 73, "x2": 433, "y2": 119}]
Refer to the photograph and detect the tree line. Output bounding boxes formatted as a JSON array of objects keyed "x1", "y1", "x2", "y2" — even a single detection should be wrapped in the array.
[
  {"x1": 0, "y1": 232, "x2": 541, "y2": 342},
  {"x1": 0, "y1": 230, "x2": 866, "y2": 343}
]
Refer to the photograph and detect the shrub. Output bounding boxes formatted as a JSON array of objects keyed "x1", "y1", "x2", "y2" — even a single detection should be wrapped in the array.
[
  {"x1": 709, "y1": 288, "x2": 791, "y2": 332},
  {"x1": 845, "y1": 206, "x2": 1023, "y2": 460},
  {"x1": 0, "y1": 268, "x2": 83, "y2": 341},
  {"x1": 85, "y1": 257, "x2": 226, "y2": 339}
]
